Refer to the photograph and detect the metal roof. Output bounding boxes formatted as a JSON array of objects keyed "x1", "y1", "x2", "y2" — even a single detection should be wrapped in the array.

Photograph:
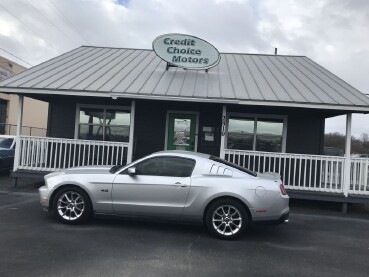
[{"x1": 1, "y1": 46, "x2": 369, "y2": 111}]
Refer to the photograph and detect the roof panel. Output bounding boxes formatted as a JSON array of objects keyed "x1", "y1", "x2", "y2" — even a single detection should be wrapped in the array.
[
  {"x1": 233, "y1": 55, "x2": 264, "y2": 100},
  {"x1": 253, "y1": 56, "x2": 292, "y2": 102},
  {"x1": 166, "y1": 69, "x2": 187, "y2": 96},
  {"x1": 70, "y1": 49, "x2": 126, "y2": 91},
  {"x1": 261, "y1": 56, "x2": 305, "y2": 102},
  {"x1": 206, "y1": 68, "x2": 221, "y2": 98},
  {"x1": 0, "y1": 47, "x2": 86, "y2": 87},
  {"x1": 28, "y1": 47, "x2": 102, "y2": 88},
  {"x1": 100, "y1": 50, "x2": 148, "y2": 92},
  {"x1": 224, "y1": 55, "x2": 248, "y2": 100},
  {"x1": 1, "y1": 46, "x2": 368, "y2": 111},
  {"x1": 272, "y1": 56, "x2": 322, "y2": 103},
  {"x1": 179, "y1": 70, "x2": 197, "y2": 97},
  {"x1": 193, "y1": 71, "x2": 208, "y2": 98},
  {"x1": 139, "y1": 60, "x2": 166, "y2": 94},
  {"x1": 48, "y1": 48, "x2": 116, "y2": 89},
  {"x1": 243, "y1": 55, "x2": 278, "y2": 101},
  {"x1": 83, "y1": 49, "x2": 135, "y2": 91},
  {"x1": 109, "y1": 50, "x2": 152, "y2": 93},
  {"x1": 126, "y1": 56, "x2": 162, "y2": 94},
  {"x1": 152, "y1": 68, "x2": 177, "y2": 95},
  {"x1": 114, "y1": 51, "x2": 157, "y2": 93},
  {"x1": 286, "y1": 56, "x2": 351, "y2": 105},
  {"x1": 218, "y1": 54, "x2": 235, "y2": 99},
  {"x1": 302, "y1": 57, "x2": 369, "y2": 105}
]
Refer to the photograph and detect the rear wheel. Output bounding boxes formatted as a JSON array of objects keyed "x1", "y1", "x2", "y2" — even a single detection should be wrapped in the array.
[
  {"x1": 53, "y1": 187, "x2": 92, "y2": 224},
  {"x1": 205, "y1": 198, "x2": 249, "y2": 240}
]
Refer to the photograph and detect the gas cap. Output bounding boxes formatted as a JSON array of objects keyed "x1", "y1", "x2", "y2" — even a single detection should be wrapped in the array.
[{"x1": 255, "y1": 186, "x2": 266, "y2": 197}]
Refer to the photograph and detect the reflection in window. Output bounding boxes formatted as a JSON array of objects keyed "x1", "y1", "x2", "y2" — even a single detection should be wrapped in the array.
[
  {"x1": 135, "y1": 157, "x2": 196, "y2": 177},
  {"x1": 227, "y1": 117, "x2": 284, "y2": 152},
  {"x1": 256, "y1": 120, "x2": 283, "y2": 152},
  {"x1": 173, "y1": 118, "x2": 191, "y2": 146},
  {"x1": 227, "y1": 118, "x2": 254, "y2": 150},
  {"x1": 78, "y1": 107, "x2": 130, "y2": 142}
]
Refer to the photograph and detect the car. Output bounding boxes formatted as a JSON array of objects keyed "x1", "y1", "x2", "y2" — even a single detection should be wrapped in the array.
[
  {"x1": 351, "y1": 154, "x2": 369, "y2": 158},
  {"x1": 0, "y1": 135, "x2": 16, "y2": 172},
  {"x1": 39, "y1": 151, "x2": 289, "y2": 239}
]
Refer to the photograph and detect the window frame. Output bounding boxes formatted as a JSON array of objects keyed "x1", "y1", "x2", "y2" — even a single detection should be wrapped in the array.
[
  {"x1": 75, "y1": 104, "x2": 131, "y2": 142},
  {"x1": 226, "y1": 112, "x2": 288, "y2": 153},
  {"x1": 121, "y1": 156, "x2": 196, "y2": 177}
]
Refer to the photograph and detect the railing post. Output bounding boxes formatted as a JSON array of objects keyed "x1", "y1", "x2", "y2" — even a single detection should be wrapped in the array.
[
  {"x1": 13, "y1": 95, "x2": 24, "y2": 172},
  {"x1": 127, "y1": 100, "x2": 135, "y2": 164},
  {"x1": 220, "y1": 105, "x2": 227, "y2": 159},
  {"x1": 343, "y1": 113, "x2": 352, "y2": 197}
]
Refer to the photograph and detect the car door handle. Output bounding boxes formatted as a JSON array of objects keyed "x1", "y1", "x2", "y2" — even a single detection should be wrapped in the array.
[{"x1": 174, "y1": 182, "x2": 187, "y2": 188}]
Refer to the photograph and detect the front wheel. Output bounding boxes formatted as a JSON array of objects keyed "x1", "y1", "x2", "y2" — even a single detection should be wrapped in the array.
[
  {"x1": 53, "y1": 187, "x2": 92, "y2": 224},
  {"x1": 205, "y1": 199, "x2": 249, "y2": 240}
]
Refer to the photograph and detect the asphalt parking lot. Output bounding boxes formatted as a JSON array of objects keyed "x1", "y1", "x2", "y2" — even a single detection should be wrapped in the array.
[{"x1": 0, "y1": 189, "x2": 369, "y2": 277}]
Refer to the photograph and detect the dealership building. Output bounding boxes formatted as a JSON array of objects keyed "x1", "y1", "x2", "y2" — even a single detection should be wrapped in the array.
[{"x1": 1, "y1": 34, "x2": 369, "y2": 207}]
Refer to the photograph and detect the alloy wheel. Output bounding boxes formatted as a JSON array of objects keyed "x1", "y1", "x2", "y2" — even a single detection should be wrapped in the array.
[
  {"x1": 212, "y1": 205, "x2": 242, "y2": 236},
  {"x1": 57, "y1": 191, "x2": 85, "y2": 221}
]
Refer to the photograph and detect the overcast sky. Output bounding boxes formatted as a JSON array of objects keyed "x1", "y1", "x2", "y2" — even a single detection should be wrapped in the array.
[{"x1": 0, "y1": 0, "x2": 368, "y2": 137}]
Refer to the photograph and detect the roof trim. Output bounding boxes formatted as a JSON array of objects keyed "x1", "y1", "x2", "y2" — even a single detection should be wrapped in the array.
[{"x1": 1, "y1": 87, "x2": 369, "y2": 112}]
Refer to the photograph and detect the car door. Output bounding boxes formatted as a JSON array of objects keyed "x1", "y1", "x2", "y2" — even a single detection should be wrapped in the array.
[{"x1": 112, "y1": 156, "x2": 196, "y2": 217}]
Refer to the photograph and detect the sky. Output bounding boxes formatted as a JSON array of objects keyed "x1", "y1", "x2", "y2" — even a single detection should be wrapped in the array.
[{"x1": 0, "y1": 0, "x2": 368, "y2": 137}]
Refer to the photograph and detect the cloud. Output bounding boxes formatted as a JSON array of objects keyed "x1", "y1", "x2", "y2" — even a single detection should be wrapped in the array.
[{"x1": 0, "y1": 0, "x2": 368, "y2": 136}]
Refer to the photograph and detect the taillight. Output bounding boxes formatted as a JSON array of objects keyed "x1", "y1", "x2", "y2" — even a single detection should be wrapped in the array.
[{"x1": 280, "y1": 183, "x2": 287, "y2": 195}]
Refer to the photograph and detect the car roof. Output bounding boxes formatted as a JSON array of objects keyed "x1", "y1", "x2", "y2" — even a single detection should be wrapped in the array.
[{"x1": 153, "y1": 150, "x2": 211, "y2": 159}]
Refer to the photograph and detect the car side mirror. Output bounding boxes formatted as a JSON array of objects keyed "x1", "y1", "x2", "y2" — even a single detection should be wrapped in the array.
[{"x1": 127, "y1": 167, "x2": 136, "y2": 176}]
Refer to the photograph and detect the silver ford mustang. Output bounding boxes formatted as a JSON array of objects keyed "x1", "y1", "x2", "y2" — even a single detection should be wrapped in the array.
[{"x1": 39, "y1": 151, "x2": 289, "y2": 239}]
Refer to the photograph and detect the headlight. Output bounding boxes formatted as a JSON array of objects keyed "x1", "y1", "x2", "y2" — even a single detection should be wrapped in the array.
[{"x1": 45, "y1": 171, "x2": 65, "y2": 179}]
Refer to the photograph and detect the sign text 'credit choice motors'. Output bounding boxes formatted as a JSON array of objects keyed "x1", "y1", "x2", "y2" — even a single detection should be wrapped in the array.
[{"x1": 152, "y1": 34, "x2": 220, "y2": 70}]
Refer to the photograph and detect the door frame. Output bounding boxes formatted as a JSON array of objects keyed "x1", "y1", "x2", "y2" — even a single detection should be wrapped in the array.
[{"x1": 164, "y1": 110, "x2": 199, "y2": 152}]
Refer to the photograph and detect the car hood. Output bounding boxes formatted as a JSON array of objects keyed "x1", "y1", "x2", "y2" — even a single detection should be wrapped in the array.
[
  {"x1": 62, "y1": 166, "x2": 113, "y2": 175},
  {"x1": 0, "y1": 148, "x2": 14, "y2": 157}
]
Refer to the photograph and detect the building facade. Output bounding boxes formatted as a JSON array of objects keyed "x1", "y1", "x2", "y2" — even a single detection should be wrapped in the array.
[
  {"x1": 0, "y1": 55, "x2": 48, "y2": 136},
  {"x1": 1, "y1": 46, "x2": 369, "y2": 205}
]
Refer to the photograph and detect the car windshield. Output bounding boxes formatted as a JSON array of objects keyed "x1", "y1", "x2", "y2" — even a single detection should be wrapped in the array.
[
  {"x1": 0, "y1": 138, "x2": 14, "y2": 149},
  {"x1": 109, "y1": 153, "x2": 154, "y2": 174},
  {"x1": 109, "y1": 164, "x2": 125, "y2": 174},
  {"x1": 209, "y1": 156, "x2": 257, "y2": 177}
]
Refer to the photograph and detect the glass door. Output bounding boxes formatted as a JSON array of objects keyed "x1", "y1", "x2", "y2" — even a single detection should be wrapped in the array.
[{"x1": 167, "y1": 113, "x2": 197, "y2": 151}]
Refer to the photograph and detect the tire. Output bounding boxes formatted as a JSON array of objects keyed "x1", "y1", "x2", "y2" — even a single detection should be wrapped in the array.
[
  {"x1": 52, "y1": 187, "x2": 92, "y2": 224},
  {"x1": 205, "y1": 198, "x2": 249, "y2": 240}
]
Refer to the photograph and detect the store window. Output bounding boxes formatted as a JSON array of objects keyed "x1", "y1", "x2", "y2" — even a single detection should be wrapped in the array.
[
  {"x1": 227, "y1": 116, "x2": 284, "y2": 152},
  {"x1": 77, "y1": 106, "x2": 130, "y2": 142}
]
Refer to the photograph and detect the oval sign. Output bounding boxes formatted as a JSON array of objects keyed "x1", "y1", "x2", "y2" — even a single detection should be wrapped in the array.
[{"x1": 152, "y1": 33, "x2": 220, "y2": 70}]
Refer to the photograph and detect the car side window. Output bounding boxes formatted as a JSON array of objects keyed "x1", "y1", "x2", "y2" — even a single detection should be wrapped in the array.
[{"x1": 135, "y1": 156, "x2": 196, "y2": 177}]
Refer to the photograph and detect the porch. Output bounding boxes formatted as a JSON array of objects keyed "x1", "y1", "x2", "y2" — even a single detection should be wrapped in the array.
[{"x1": 12, "y1": 135, "x2": 369, "y2": 199}]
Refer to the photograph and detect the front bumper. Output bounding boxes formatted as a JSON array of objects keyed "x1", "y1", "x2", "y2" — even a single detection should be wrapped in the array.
[{"x1": 39, "y1": 185, "x2": 52, "y2": 211}]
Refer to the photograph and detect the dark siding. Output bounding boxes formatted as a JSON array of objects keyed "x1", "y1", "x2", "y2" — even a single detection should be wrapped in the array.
[
  {"x1": 47, "y1": 96, "x2": 132, "y2": 139},
  {"x1": 48, "y1": 101, "x2": 76, "y2": 138},
  {"x1": 286, "y1": 114, "x2": 325, "y2": 154},
  {"x1": 133, "y1": 100, "x2": 222, "y2": 160},
  {"x1": 227, "y1": 105, "x2": 326, "y2": 155},
  {"x1": 46, "y1": 95, "x2": 327, "y2": 159}
]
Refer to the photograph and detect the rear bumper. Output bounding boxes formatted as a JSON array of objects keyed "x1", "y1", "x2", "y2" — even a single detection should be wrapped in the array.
[
  {"x1": 253, "y1": 211, "x2": 289, "y2": 225},
  {"x1": 277, "y1": 211, "x2": 289, "y2": 224}
]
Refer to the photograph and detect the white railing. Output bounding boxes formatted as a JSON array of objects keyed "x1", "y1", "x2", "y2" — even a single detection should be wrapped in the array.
[
  {"x1": 224, "y1": 149, "x2": 369, "y2": 196},
  {"x1": 350, "y1": 158, "x2": 369, "y2": 195},
  {"x1": 15, "y1": 136, "x2": 130, "y2": 172}
]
